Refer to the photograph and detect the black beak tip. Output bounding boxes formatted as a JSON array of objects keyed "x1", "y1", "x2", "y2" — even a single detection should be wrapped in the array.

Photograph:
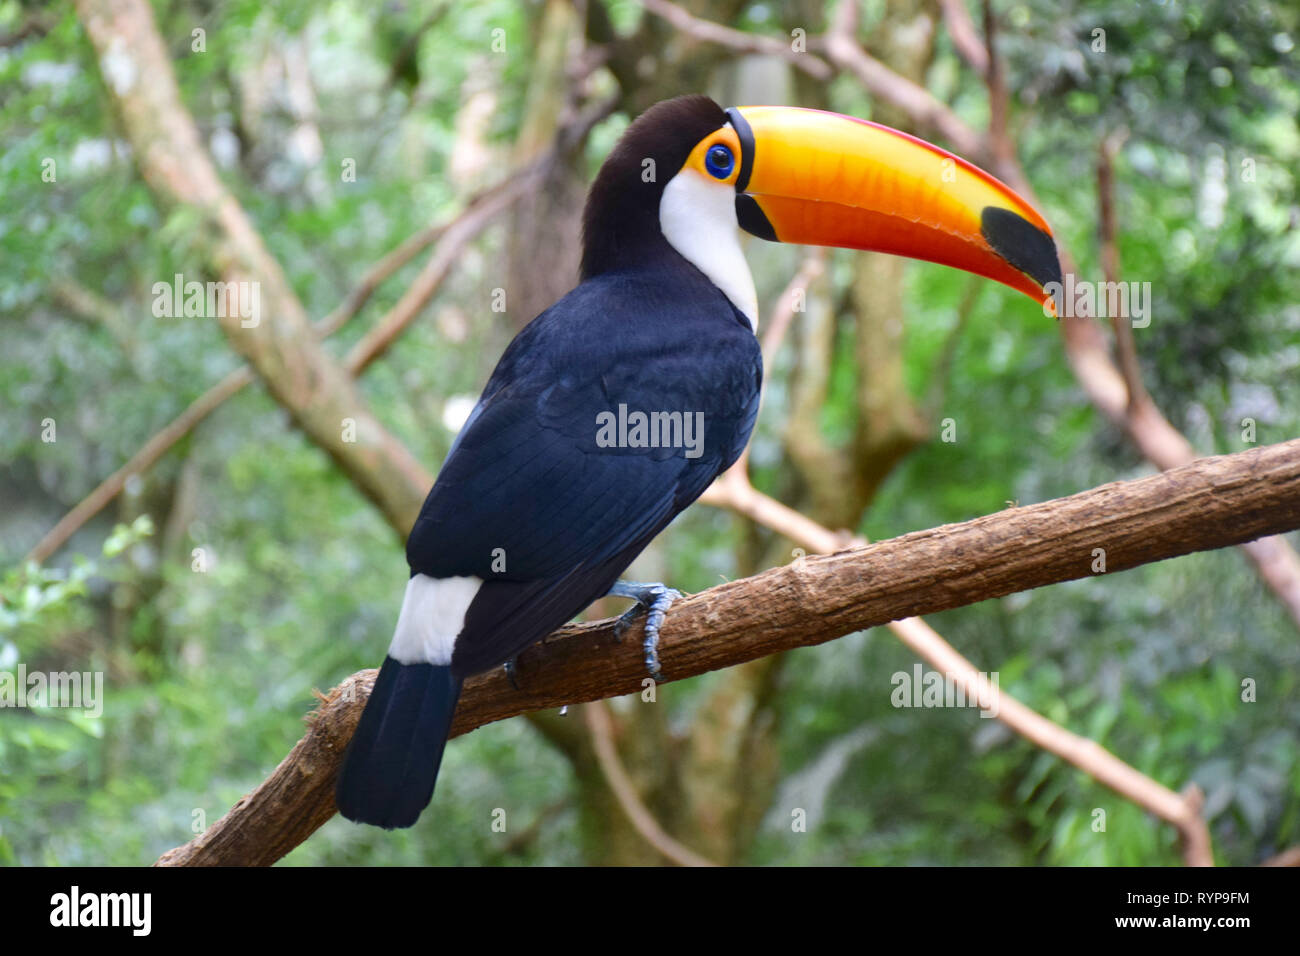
[{"x1": 980, "y1": 206, "x2": 1063, "y2": 292}]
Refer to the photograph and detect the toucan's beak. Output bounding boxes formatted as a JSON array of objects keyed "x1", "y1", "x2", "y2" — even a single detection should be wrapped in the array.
[{"x1": 726, "y1": 106, "x2": 1062, "y2": 310}]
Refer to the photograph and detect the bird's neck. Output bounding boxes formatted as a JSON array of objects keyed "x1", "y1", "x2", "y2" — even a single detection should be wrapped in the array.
[
  {"x1": 581, "y1": 192, "x2": 758, "y2": 331},
  {"x1": 658, "y1": 172, "x2": 757, "y2": 330}
]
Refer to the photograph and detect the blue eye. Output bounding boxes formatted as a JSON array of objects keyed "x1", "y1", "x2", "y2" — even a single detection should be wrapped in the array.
[{"x1": 704, "y1": 144, "x2": 734, "y2": 179}]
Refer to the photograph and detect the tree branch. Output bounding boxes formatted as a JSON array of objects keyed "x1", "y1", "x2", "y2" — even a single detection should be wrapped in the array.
[
  {"x1": 938, "y1": 0, "x2": 988, "y2": 75},
  {"x1": 344, "y1": 166, "x2": 548, "y2": 374},
  {"x1": 28, "y1": 75, "x2": 610, "y2": 567},
  {"x1": 156, "y1": 438, "x2": 1300, "y2": 865},
  {"x1": 582, "y1": 701, "x2": 718, "y2": 867},
  {"x1": 638, "y1": 0, "x2": 833, "y2": 80},
  {"x1": 823, "y1": 0, "x2": 987, "y2": 160},
  {"x1": 25, "y1": 188, "x2": 507, "y2": 566},
  {"x1": 703, "y1": 454, "x2": 1213, "y2": 865},
  {"x1": 25, "y1": 365, "x2": 255, "y2": 565},
  {"x1": 633, "y1": 0, "x2": 1300, "y2": 631},
  {"x1": 77, "y1": 0, "x2": 432, "y2": 535},
  {"x1": 1096, "y1": 128, "x2": 1144, "y2": 412}
]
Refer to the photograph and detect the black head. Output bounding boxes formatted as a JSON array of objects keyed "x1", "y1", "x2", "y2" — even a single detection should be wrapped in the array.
[{"x1": 580, "y1": 95, "x2": 729, "y2": 279}]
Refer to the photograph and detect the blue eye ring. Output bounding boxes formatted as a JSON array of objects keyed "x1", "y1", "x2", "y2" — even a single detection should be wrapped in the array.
[{"x1": 704, "y1": 143, "x2": 734, "y2": 180}]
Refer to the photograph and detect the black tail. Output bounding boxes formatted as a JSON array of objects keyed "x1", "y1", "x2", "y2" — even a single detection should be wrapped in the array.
[{"x1": 335, "y1": 656, "x2": 463, "y2": 829}]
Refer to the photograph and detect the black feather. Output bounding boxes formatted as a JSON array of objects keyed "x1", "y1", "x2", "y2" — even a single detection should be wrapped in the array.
[
  {"x1": 405, "y1": 256, "x2": 762, "y2": 676},
  {"x1": 335, "y1": 657, "x2": 463, "y2": 829}
]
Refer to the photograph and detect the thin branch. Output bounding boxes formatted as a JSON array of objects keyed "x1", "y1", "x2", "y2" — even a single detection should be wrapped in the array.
[
  {"x1": 25, "y1": 181, "x2": 522, "y2": 566},
  {"x1": 760, "y1": 250, "x2": 826, "y2": 365},
  {"x1": 643, "y1": 0, "x2": 1300, "y2": 631},
  {"x1": 25, "y1": 365, "x2": 255, "y2": 565},
  {"x1": 155, "y1": 438, "x2": 1300, "y2": 865},
  {"x1": 52, "y1": 277, "x2": 138, "y2": 359},
  {"x1": 639, "y1": 0, "x2": 985, "y2": 161},
  {"x1": 699, "y1": 462, "x2": 859, "y2": 554},
  {"x1": 1261, "y1": 845, "x2": 1300, "y2": 867},
  {"x1": 981, "y1": 0, "x2": 1013, "y2": 169},
  {"x1": 26, "y1": 95, "x2": 612, "y2": 567},
  {"x1": 316, "y1": 208, "x2": 469, "y2": 339},
  {"x1": 888, "y1": 615, "x2": 1212, "y2": 866},
  {"x1": 823, "y1": 0, "x2": 987, "y2": 160},
  {"x1": 1096, "y1": 128, "x2": 1144, "y2": 413},
  {"x1": 724, "y1": 249, "x2": 827, "y2": 476},
  {"x1": 638, "y1": 0, "x2": 833, "y2": 80},
  {"x1": 938, "y1": 0, "x2": 988, "y2": 74},
  {"x1": 344, "y1": 170, "x2": 545, "y2": 374},
  {"x1": 583, "y1": 701, "x2": 718, "y2": 867}
]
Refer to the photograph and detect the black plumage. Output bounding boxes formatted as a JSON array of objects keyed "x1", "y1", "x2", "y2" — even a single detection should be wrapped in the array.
[
  {"x1": 410, "y1": 260, "x2": 762, "y2": 675},
  {"x1": 337, "y1": 96, "x2": 762, "y2": 828},
  {"x1": 335, "y1": 658, "x2": 461, "y2": 829}
]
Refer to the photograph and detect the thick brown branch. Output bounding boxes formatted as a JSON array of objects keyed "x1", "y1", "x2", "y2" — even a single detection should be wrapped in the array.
[
  {"x1": 156, "y1": 439, "x2": 1300, "y2": 865},
  {"x1": 705, "y1": 454, "x2": 1204, "y2": 866},
  {"x1": 29, "y1": 87, "x2": 607, "y2": 566},
  {"x1": 639, "y1": 0, "x2": 1297, "y2": 629},
  {"x1": 77, "y1": 0, "x2": 431, "y2": 535},
  {"x1": 638, "y1": 0, "x2": 1300, "y2": 631}
]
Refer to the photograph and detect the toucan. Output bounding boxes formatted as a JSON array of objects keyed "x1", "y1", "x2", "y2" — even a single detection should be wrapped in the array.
[{"x1": 335, "y1": 94, "x2": 1061, "y2": 829}]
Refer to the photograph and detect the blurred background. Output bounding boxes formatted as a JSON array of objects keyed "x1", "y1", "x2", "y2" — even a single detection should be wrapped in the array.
[{"x1": 1, "y1": 0, "x2": 1298, "y2": 866}]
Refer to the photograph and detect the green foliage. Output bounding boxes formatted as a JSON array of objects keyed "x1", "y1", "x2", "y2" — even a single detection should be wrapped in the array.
[
  {"x1": 0, "y1": 516, "x2": 153, "y2": 864},
  {"x1": 1, "y1": 0, "x2": 1296, "y2": 866}
]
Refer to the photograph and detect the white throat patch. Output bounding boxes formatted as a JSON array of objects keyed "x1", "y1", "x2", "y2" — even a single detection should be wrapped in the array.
[{"x1": 659, "y1": 168, "x2": 758, "y2": 330}]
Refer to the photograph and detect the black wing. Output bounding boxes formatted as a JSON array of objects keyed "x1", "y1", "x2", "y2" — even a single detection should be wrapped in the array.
[{"x1": 406, "y1": 265, "x2": 761, "y2": 676}]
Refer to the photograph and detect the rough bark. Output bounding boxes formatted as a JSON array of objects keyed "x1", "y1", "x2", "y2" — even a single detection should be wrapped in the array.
[
  {"x1": 76, "y1": 0, "x2": 432, "y2": 537},
  {"x1": 156, "y1": 438, "x2": 1300, "y2": 865},
  {"x1": 640, "y1": 0, "x2": 1300, "y2": 633}
]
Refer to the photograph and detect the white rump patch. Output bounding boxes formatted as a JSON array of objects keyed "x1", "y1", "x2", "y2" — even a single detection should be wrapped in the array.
[
  {"x1": 388, "y1": 573, "x2": 483, "y2": 666},
  {"x1": 659, "y1": 166, "x2": 758, "y2": 330}
]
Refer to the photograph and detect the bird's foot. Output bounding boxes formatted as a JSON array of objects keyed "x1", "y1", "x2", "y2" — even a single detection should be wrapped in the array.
[
  {"x1": 504, "y1": 657, "x2": 520, "y2": 691},
  {"x1": 607, "y1": 580, "x2": 682, "y2": 682}
]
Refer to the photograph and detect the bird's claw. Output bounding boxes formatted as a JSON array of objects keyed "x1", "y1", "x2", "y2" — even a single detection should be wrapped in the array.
[
  {"x1": 607, "y1": 580, "x2": 682, "y2": 682},
  {"x1": 612, "y1": 604, "x2": 638, "y2": 642},
  {"x1": 504, "y1": 657, "x2": 520, "y2": 691}
]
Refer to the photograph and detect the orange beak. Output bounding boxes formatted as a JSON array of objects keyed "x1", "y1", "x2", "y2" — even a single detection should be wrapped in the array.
[{"x1": 726, "y1": 106, "x2": 1061, "y2": 310}]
